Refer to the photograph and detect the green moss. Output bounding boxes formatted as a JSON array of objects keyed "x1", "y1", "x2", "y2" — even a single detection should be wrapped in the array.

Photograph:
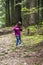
[
  {"x1": 35, "y1": 63, "x2": 39, "y2": 65},
  {"x1": 27, "y1": 26, "x2": 37, "y2": 32},
  {"x1": 22, "y1": 35, "x2": 43, "y2": 45}
]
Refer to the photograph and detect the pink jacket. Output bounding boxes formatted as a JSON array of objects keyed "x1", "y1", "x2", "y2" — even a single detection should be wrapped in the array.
[{"x1": 13, "y1": 25, "x2": 22, "y2": 36}]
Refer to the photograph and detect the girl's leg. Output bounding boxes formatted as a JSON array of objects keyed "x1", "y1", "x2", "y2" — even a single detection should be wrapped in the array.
[
  {"x1": 19, "y1": 35, "x2": 22, "y2": 44},
  {"x1": 16, "y1": 36, "x2": 19, "y2": 46}
]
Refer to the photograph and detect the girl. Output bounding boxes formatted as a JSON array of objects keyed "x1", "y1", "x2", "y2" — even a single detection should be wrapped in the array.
[{"x1": 13, "y1": 21, "x2": 22, "y2": 46}]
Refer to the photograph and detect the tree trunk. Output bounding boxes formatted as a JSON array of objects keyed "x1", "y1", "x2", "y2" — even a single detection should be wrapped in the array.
[
  {"x1": 5, "y1": 0, "x2": 11, "y2": 26},
  {"x1": 35, "y1": 0, "x2": 42, "y2": 25},
  {"x1": 40, "y1": 0, "x2": 42, "y2": 24},
  {"x1": 15, "y1": 0, "x2": 22, "y2": 24},
  {"x1": 29, "y1": 0, "x2": 35, "y2": 25},
  {"x1": 26, "y1": 0, "x2": 30, "y2": 25},
  {"x1": 10, "y1": 0, "x2": 15, "y2": 25},
  {"x1": 38, "y1": 0, "x2": 42, "y2": 25},
  {"x1": 41, "y1": 0, "x2": 43, "y2": 22}
]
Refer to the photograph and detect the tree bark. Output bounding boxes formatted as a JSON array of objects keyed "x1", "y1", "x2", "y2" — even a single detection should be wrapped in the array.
[
  {"x1": 35, "y1": 0, "x2": 42, "y2": 25},
  {"x1": 38, "y1": 0, "x2": 42, "y2": 25},
  {"x1": 41, "y1": 0, "x2": 43, "y2": 22},
  {"x1": 10, "y1": 0, "x2": 15, "y2": 25},
  {"x1": 15, "y1": 0, "x2": 22, "y2": 24},
  {"x1": 29, "y1": 0, "x2": 35, "y2": 25},
  {"x1": 5, "y1": 0, "x2": 11, "y2": 26}
]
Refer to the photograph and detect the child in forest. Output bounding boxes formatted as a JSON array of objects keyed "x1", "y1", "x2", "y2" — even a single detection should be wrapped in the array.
[{"x1": 13, "y1": 21, "x2": 23, "y2": 47}]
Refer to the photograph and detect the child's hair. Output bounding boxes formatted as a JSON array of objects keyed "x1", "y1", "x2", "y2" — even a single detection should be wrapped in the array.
[{"x1": 18, "y1": 21, "x2": 22, "y2": 26}]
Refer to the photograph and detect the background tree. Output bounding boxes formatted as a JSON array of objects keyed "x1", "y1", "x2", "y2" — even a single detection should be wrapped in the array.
[
  {"x1": 0, "y1": 0, "x2": 43, "y2": 27},
  {"x1": 5, "y1": 0, "x2": 11, "y2": 26},
  {"x1": 0, "y1": 0, "x2": 5, "y2": 27},
  {"x1": 29, "y1": 0, "x2": 35, "y2": 25},
  {"x1": 14, "y1": 0, "x2": 22, "y2": 24},
  {"x1": 41, "y1": 0, "x2": 43, "y2": 23},
  {"x1": 10, "y1": 0, "x2": 15, "y2": 25}
]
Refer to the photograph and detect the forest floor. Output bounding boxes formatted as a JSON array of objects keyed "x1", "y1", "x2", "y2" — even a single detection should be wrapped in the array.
[{"x1": 0, "y1": 32, "x2": 43, "y2": 65}]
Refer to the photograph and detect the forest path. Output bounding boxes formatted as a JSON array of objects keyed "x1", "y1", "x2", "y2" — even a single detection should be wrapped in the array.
[{"x1": 0, "y1": 33, "x2": 43, "y2": 65}]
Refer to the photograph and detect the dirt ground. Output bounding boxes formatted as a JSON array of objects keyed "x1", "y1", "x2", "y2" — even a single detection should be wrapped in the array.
[{"x1": 0, "y1": 33, "x2": 43, "y2": 65}]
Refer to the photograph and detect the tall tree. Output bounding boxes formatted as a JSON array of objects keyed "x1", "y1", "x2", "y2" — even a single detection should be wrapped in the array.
[
  {"x1": 35, "y1": 0, "x2": 42, "y2": 25},
  {"x1": 0, "y1": 0, "x2": 5, "y2": 26},
  {"x1": 38, "y1": 0, "x2": 42, "y2": 25},
  {"x1": 29, "y1": 0, "x2": 35, "y2": 25},
  {"x1": 41, "y1": 0, "x2": 43, "y2": 22},
  {"x1": 10, "y1": 0, "x2": 15, "y2": 25},
  {"x1": 15, "y1": 0, "x2": 22, "y2": 24},
  {"x1": 5, "y1": 0, "x2": 11, "y2": 26},
  {"x1": 26, "y1": 0, "x2": 30, "y2": 25}
]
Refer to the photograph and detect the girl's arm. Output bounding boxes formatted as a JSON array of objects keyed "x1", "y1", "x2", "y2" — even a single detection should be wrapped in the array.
[
  {"x1": 20, "y1": 26, "x2": 23, "y2": 31},
  {"x1": 13, "y1": 26, "x2": 19, "y2": 31},
  {"x1": 20, "y1": 28, "x2": 22, "y2": 31}
]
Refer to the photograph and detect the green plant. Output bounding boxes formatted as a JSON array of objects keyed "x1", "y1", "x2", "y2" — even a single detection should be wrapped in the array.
[{"x1": 35, "y1": 63, "x2": 39, "y2": 65}]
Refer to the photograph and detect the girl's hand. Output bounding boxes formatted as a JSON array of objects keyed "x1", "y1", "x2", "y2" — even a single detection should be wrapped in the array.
[{"x1": 16, "y1": 28, "x2": 19, "y2": 30}]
